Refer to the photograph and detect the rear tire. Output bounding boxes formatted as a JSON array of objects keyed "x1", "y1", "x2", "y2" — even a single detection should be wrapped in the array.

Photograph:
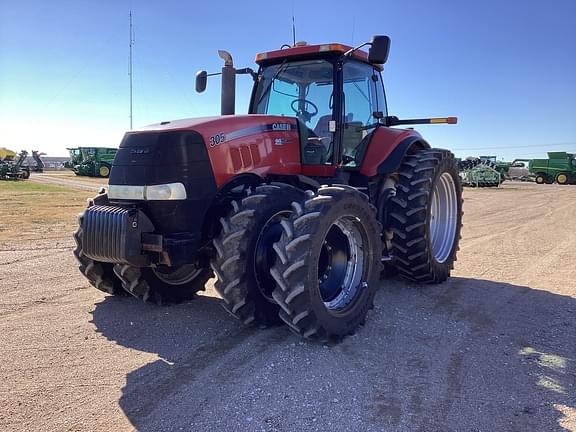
[
  {"x1": 270, "y1": 186, "x2": 381, "y2": 341},
  {"x1": 388, "y1": 149, "x2": 462, "y2": 283},
  {"x1": 211, "y1": 183, "x2": 305, "y2": 327},
  {"x1": 113, "y1": 264, "x2": 212, "y2": 304},
  {"x1": 73, "y1": 192, "x2": 126, "y2": 295}
]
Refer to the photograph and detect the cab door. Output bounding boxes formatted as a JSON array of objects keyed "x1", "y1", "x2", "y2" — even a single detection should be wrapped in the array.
[{"x1": 339, "y1": 61, "x2": 387, "y2": 168}]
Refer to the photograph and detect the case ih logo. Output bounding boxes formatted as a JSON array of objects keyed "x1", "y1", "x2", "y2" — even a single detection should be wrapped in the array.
[
  {"x1": 130, "y1": 148, "x2": 149, "y2": 154},
  {"x1": 212, "y1": 123, "x2": 296, "y2": 148},
  {"x1": 272, "y1": 123, "x2": 292, "y2": 131}
]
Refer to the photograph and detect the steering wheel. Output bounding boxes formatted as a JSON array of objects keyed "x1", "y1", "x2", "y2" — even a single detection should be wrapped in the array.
[{"x1": 290, "y1": 98, "x2": 319, "y2": 123}]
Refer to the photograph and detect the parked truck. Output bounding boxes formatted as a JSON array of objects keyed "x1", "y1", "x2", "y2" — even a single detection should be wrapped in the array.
[{"x1": 530, "y1": 152, "x2": 576, "y2": 184}]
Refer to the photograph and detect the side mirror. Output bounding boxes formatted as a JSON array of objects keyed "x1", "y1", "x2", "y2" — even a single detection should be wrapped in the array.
[
  {"x1": 195, "y1": 70, "x2": 208, "y2": 93},
  {"x1": 368, "y1": 35, "x2": 391, "y2": 65}
]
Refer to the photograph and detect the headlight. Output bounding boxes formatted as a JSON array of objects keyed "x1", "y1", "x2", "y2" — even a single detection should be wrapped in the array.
[
  {"x1": 146, "y1": 183, "x2": 187, "y2": 200},
  {"x1": 108, "y1": 183, "x2": 186, "y2": 201},
  {"x1": 108, "y1": 185, "x2": 145, "y2": 200}
]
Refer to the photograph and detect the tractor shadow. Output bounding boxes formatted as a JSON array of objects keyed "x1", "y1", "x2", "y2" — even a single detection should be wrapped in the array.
[{"x1": 91, "y1": 278, "x2": 576, "y2": 431}]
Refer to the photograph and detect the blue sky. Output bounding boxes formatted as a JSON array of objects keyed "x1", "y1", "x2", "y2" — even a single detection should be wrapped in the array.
[{"x1": 1, "y1": 0, "x2": 575, "y2": 159}]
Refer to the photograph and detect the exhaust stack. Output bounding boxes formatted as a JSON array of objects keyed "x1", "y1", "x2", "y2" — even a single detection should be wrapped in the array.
[{"x1": 218, "y1": 50, "x2": 235, "y2": 115}]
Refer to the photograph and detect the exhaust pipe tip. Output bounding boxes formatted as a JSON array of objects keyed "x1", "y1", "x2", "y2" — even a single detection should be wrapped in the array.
[
  {"x1": 218, "y1": 50, "x2": 233, "y2": 67},
  {"x1": 219, "y1": 50, "x2": 235, "y2": 115}
]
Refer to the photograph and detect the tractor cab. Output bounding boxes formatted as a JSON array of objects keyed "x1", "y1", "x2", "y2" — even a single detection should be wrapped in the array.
[
  {"x1": 250, "y1": 43, "x2": 388, "y2": 169},
  {"x1": 66, "y1": 148, "x2": 82, "y2": 164}
]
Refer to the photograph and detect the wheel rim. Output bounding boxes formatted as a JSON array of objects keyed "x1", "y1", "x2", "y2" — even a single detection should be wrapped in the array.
[
  {"x1": 152, "y1": 264, "x2": 202, "y2": 285},
  {"x1": 100, "y1": 166, "x2": 110, "y2": 177},
  {"x1": 429, "y1": 172, "x2": 458, "y2": 264},
  {"x1": 254, "y1": 210, "x2": 291, "y2": 302},
  {"x1": 317, "y1": 216, "x2": 366, "y2": 312}
]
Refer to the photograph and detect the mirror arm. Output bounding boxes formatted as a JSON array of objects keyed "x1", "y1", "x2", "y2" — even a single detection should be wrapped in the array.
[
  {"x1": 205, "y1": 69, "x2": 256, "y2": 80},
  {"x1": 235, "y1": 67, "x2": 258, "y2": 81},
  {"x1": 343, "y1": 41, "x2": 371, "y2": 58}
]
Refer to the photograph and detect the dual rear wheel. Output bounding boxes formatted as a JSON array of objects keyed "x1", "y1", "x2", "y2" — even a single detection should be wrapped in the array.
[
  {"x1": 212, "y1": 149, "x2": 462, "y2": 340},
  {"x1": 212, "y1": 184, "x2": 382, "y2": 340}
]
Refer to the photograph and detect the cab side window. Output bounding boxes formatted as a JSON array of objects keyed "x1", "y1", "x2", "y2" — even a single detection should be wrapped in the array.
[{"x1": 341, "y1": 62, "x2": 384, "y2": 167}]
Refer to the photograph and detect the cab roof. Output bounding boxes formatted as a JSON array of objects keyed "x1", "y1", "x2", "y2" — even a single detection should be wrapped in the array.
[{"x1": 255, "y1": 43, "x2": 372, "y2": 66}]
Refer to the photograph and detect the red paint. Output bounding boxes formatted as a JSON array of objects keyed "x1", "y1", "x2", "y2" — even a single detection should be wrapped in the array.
[
  {"x1": 360, "y1": 127, "x2": 423, "y2": 177},
  {"x1": 137, "y1": 115, "x2": 302, "y2": 188},
  {"x1": 129, "y1": 116, "x2": 422, "y2": 188},
  {"x1": 256, "y1": 43, "x2": 370, "y2": 64},
  {"x1": 301, "y1": 164, "x2": 337, "y2": 178}
]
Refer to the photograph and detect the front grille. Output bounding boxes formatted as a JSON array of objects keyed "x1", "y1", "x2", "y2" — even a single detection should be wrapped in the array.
[{"x1": 83, "y1": 205, "x2": 131, "y2": 263}]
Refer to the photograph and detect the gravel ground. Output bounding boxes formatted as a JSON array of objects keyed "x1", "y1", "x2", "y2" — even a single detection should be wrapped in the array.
[{"x1": 0, "y1": 182, "x2": 574, "y2": 431}]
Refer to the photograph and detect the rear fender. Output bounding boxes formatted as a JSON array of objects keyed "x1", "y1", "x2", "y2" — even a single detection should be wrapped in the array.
[{"x1": 359, "y1": 127, "x2": 429, "y2": 177}]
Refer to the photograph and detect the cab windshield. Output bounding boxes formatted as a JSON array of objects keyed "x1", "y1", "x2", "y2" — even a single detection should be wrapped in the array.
[
  {"x1": 252, "y1": 59, "x2": 335, "y2": 163},
  {"x1": 253, "y1": 59, "x2": 333, "y2": 122}
]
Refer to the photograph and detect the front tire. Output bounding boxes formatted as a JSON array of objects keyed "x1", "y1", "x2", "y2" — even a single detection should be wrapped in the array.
[
  {"x1": 388, "y1": 149, "x2": 463, "y2": 283},
  {"x1": 211, "y1": 183, "x2": 305, "y2": 327},
  {"x1": 113, "y1": 264, "x2": 212, "y2": 304},
  {"x1": 270, "y1": 186, "x2": 381, "y2": 341}
]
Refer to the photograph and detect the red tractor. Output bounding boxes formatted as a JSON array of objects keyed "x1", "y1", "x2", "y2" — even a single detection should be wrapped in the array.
[{"x1": 74, "y1": 36, "x2": 462, "y2": 341}]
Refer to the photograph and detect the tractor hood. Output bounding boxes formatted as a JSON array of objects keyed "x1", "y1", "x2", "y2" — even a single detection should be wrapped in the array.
[
  {"x1": 135, "y1": 114, "x2": 299, "y2": 145},
  {"x1": 110, "y1": 114, "x2": 301, "y2": 190}
]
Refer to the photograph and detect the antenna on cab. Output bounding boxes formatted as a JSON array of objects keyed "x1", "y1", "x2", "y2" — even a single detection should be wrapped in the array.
[{"x1": 292, "y1": 15, "x2": 296, "y2": 46}]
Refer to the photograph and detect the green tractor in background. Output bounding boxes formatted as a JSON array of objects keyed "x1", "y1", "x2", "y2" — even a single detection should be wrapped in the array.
[
  {"x1": 0, "y1": 148, "x2": 31, "y2": 180},
  {"x1": 64, "y1": 147, "x2": 118, "y2": 178},
  {"x1": 530, "y1": 151, "x2": 576, "y2": 185},
  {"x1": 479, "y1": 156, "x2": 535, "y2": 182}
]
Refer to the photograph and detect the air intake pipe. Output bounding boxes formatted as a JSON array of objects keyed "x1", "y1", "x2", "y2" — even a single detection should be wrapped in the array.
[{"x1": 218, "y1": 50, "x2": 236, "y2": 115}]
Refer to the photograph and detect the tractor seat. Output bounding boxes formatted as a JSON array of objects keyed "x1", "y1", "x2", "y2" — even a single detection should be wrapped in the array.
[
  {"x1": 313, "y1": 115, "x2": 332, "y2": 138},
  {"x1": 303, "y1": 140, "x2": 327, "y2": 164},
  {"x1": 313, "y1": 114, "x2": 354, "y2": 138}
]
